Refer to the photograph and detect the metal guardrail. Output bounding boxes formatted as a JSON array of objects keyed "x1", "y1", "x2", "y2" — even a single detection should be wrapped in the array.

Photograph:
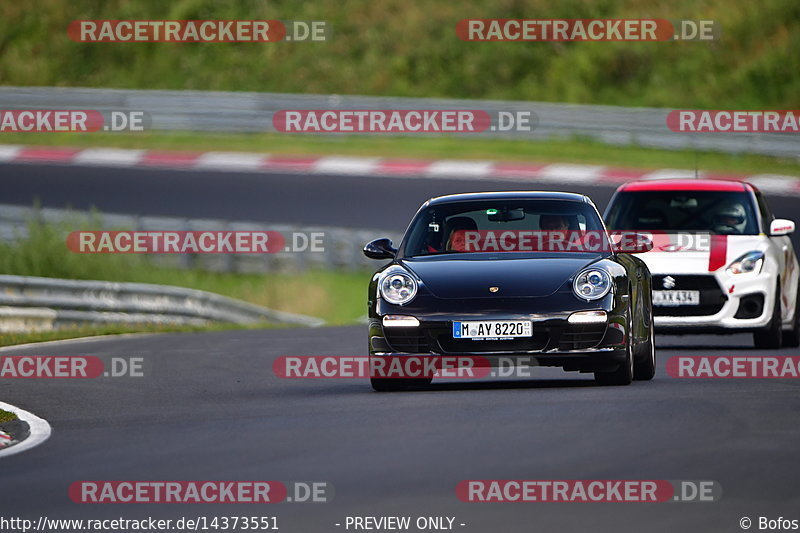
[
  {"x1": 0, "y1": 274, "x2": 323, "y2": 332},
  {"x1": 0, "y1": 87, "x2": 796, "y2": 158},
  {"x1": 0, "y1": 204, "x2": 391, "y2": 330},
  {"x1": 0, "y1": 204, "x2": 402, "y2": 272}
]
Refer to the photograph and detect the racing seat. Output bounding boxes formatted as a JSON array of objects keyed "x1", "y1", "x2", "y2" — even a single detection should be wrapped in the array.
[{"x1": 634, "y1": 208, "x2": 668, "y2": 230}]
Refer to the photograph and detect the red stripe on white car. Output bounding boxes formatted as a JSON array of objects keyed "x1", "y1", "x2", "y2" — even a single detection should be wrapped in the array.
[{"x1": 708, "y1": 235, "x2": 728, "y2": 272}]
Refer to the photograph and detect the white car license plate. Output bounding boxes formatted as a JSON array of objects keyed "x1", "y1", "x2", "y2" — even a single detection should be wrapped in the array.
[
  {"x1": 452, "y1": 320, "x2": 533, "y2": 340},
  {"x1": 652, "y1": 290, "x2": 700, "y2": 306}
]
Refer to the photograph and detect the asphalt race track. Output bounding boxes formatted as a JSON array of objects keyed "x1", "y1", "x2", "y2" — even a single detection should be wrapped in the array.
[
  {"x1": 2, "y1": 161, "x2": 799, "y2": 249},
  {"x1": 1, "y1": 162, "x2": 800, "y2": 532},
  {"x1": 1, "y1": 328, "x2": 799, "y2": 532},
  {"x1": 0, "y1": 162, "x2": 691, "y2": 229}
]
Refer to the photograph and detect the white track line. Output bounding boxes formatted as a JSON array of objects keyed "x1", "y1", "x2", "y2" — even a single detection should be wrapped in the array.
[
  {"x1": 313, "y1": 156, "x2": 382, "y2": 175},
  {"x1": 425, "y1": 160, "x2": 493, "y2": 179},
  {"x1": 0, "y1": 401, "x2": 52, "y2": 458},
  {"x1": 196, "y1": 151, "x2": 267, "y2": 170},
  {"x1": 639, "y1": 168, "x2": 707, "y2": 180},
  {"x1": 0, "y1": 331, "x2": 165, "y2": 353},
  {"x1": 747, "y1": 174, "x2": 800, "y2": 194},
  {"x1": 0, "y1": 145, "x2": 23, "y2": 162},
  {"x1": 73, "y1": 148, "x2": 146, "y2": 166},
  {"x1": 537, "y1": 163, "x2": 607, "y2": 183}
]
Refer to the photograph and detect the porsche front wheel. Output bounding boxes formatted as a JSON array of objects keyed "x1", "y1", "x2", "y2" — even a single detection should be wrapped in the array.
[
  {"x1": 634, "y1": 325, "x2": 656, "y2": 381},
  {"x1": 595, "y1": 320, "x2": 634, "y2": 386}
]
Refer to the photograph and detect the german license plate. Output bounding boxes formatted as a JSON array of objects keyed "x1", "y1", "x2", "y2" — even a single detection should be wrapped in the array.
[
  {"x1": 652, "y1": 290, "x2": 700, "y2": 306},
  {"x1": 452, "y1": 320, "x2": 533, "y2": 340}
]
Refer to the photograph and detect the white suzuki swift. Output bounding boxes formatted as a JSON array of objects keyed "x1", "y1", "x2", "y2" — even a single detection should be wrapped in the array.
[{"x1": 605, "y1": 179, "x2": 799, "y2": 348}]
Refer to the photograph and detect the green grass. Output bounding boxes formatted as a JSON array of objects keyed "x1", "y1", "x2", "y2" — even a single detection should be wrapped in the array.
[
  {"x1": 3, "y1": 131, "x2": 800, "y2": 177},
  {"x1": 0, "y1": 409, "x2": 17, "y2": 423},
  {"x1": 0, "y1": 217, "x2": 371, "y2": 335},
  {"x1": 1, "y1": 0, "x2": 798, "y2": 108}
]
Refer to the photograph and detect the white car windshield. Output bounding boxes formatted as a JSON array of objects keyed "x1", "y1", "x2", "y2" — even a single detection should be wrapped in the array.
[{"x1": 606, "y1": 191, "x2": 759, "y2": 235}]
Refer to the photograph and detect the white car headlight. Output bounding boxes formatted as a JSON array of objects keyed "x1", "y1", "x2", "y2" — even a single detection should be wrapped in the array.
[
  {"x1": 379, "y1": 268, "x2": 418, "y2": 305},
  {"x1": 727, "y1": 251, "x2": 764, "y2": 275},
  {"x1": 573, "y1": 269, "x2": 612, "y2": 301}
]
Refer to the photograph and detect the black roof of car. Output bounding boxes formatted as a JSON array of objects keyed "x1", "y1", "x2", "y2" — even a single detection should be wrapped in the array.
[{"x1": 425, "y1": 191, "x2": 591, "y2": 206}]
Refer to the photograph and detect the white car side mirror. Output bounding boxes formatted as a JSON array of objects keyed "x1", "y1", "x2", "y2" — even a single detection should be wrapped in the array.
[{"x1": 770, "y1": 219, "x2": 795, "y2": 236}]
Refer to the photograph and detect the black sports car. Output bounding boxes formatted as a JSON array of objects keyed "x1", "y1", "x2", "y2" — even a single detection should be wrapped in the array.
[{"x1": 363, "y1": 191, "x2": 655, "y2": 391}]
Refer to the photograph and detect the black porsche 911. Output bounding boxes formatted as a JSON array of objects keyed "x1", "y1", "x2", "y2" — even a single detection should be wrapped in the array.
[{"x1": 363, "y1": 191, "x2": 655, "y2": 391}]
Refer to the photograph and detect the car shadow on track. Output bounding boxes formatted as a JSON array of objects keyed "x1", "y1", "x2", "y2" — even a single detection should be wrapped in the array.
[
  {"x1": 273, "y1": 378, "x2": 611, "y2": 396},
  {"x1": 655, "y1": 333, "x2": 760, "y2": 351},
  {"x1": 656, "y1": 343, "x2": 761, "y2": 351},
  {"x1": 405, "y1": 378, "x2": 599, "y2": 392}
]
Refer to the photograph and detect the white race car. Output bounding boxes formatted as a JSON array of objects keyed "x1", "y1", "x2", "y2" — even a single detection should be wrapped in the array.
[{"x1": 604, "y1": 179, "x2": 799, "y2": 348}]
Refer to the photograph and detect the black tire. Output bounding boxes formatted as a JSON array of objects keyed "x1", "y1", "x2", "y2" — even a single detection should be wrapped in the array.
[
  {"x1": 634, "y1": 324, "x2": 656, "y2": 381},
  {"x1": 370, "y1": 378, "x2": 408, "y2": 392},
  {"x1": 782, "y1": 285, "x2": 800, "y2": 348},
  {"x1": 406, "y1": 377, "x2": 433, "y2": 389},
  {"x1": 370, "y1": 376, "x2": 432, "y2": 392},
  {"x1": 754, "y1": 289, "x2": 783, "y2": 349},
  {"x1": 595, "y1": 319, "x2": 634, "y2": 386}
]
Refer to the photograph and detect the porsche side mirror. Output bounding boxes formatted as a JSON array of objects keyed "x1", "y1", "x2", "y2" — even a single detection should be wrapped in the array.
[
  {"x1": 613, "y1": 232, "x2": 653, "y2": 254},
  {"x1": 363, "y1": 238, "x2": 397, "y2": 260},
  {"x1": 770, "y1": 219, "x2": 795, "y2": 236}
]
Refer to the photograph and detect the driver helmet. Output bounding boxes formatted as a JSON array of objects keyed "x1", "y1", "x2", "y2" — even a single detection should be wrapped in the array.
[{"x1": 713, "y1": 202, "x2": 747, "y2": 234}]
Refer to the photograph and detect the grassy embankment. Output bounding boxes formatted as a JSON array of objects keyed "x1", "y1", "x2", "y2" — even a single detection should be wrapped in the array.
[
  {"x1": 0, "y1": 218, "x2": 371, "y2": 346},
  {"x1": 1, "y1": 0, "x2": 797, "y2": 108}
]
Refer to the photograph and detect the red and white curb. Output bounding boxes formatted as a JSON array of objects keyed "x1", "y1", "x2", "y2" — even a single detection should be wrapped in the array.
[
  {"x1": 0, "y1": 400, "x2": 52, "y2": 458},
  {"x1": 1, "y1": 144, "x2": 799, "y2": 195}
]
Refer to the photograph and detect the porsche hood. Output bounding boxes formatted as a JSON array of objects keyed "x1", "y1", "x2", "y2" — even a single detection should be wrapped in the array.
[{"x1": 401, "y1": 254, "x2": 605, "y2": 299}]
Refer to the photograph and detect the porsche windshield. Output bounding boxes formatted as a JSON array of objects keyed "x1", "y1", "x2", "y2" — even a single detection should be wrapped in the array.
[
  {"x1": 605, "y1": 190, "x2": 759, "y2": 235},
  {"x1": 403, "y1": 199, "x2": 609, "y2": 257}
]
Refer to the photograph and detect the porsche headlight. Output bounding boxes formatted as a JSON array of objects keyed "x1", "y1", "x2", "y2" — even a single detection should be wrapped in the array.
[
  {"x1": 573, "y1": 269, "x2": 612, "y2": 301},
  {"x1": 727, "y1": 251, "x2": 764, "y2": 275},
  {"x1": 379, "y1": 268, "x2": 418, "y2": 305}
]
